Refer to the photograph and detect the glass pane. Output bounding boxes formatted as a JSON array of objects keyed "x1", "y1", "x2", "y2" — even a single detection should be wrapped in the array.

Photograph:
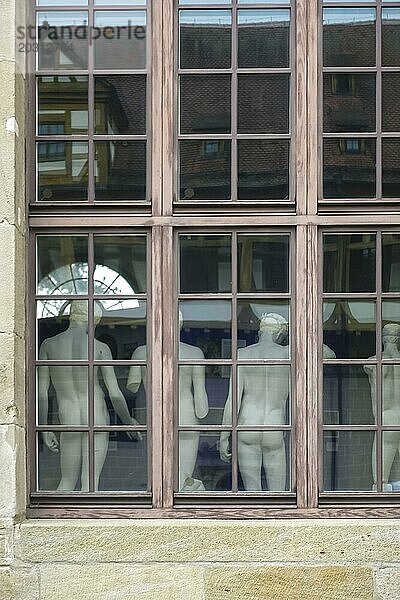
[
  {"x1": 323, "y1": 365, "x2": 375, "y2": 425},
  {"x1": 238, "y1": 234, "x2": 290, "y2": 293},
  {"x1": 383, "y1": 365, "x2": 400, "y2": 427},
  {"x1": 94, "y1": 235, "x2": 147, "y2": 295},
  {"x1": 323, "y1": 234, "x2": 376, "y2": 293},
  {"x1": 323, "y1": 138, "x2": 376, "y2": 198},
  {"x1": 95, "y1": 0, "x2": 145, "y2": 4},
  {"x1": 238, "y1": 431, "x2": 291, "y2": 491},
  {"x1": 239, "y1": 0, "x2": 290, "y2": 3},
  {"x1": 94, "y1": 365, "x2": 146, "y2": 426},
  {"x1": 95, "y1": 76, "x2": 146, "y2": 135},
  {"x1": 238, "y1": 10, "x2": 290, "y2": 69},
  {"x1": 37, "y1": 366, "x2": 88, "y2": 426},
  {"x1": 38, "y1": 76, "x2": 88, "y2": 136},
  {"x1": 37, "y1": 12, "x2": 88, "y2": 70},
  {"x1": 383, "y1": 234, "x2": 400, "y2": 291},
  {"x1": 95, "y1": 431, "x2": 148, "y2": 492},
  {"x1": 238, "y1": 75, "x2": 289, "y2": 134},
  {"x1": 38, "y1": 431, "x2": 89, "y2": 492},
  {"x1": 95, "y1": 141, "x2": 146, "y2": 201},
  {"x1": 382, "y1": 140, "x2": 400, "y2": 198},
  {"x1": 179, "y1": 365, "x2": 230, "y2": 426},
  {"x1": 178, "y1": 432, "x2": 231, "y2": 492},
  {"x1": 179, "y1": 300, "x2": 232, "y2": 360},
  {"x1": 180, "y1": 140, "x2": 231, "y2": 200},
  {"x1": 323, "y1": 431, "x2": 374, "y2": 491},
  {"x1": 237, "y1": 366, "x2": 290, "y2": 425},
  {"x1": 94, "y1": 11, "x2": 146, "y2": 70},
  {"x1": 323, "y1": 74, "x2": 375, "y2": 133},
  {"x1": 180, "y1": 0, "x2": 231, "y2": 3},
  {"x1": 37, "y1": 141, "x2": 88, "y2": 202},
  {"x1": 323, "y1": 9, "x2": 376, "y2": 67},
  {"x1": 37, "y1": 300, "x2": 88, "y2": 360},
  {"x1": 323, "y1": 300, "x2": 376, "y2": 359},
  {"x1": 38, "y1": 0, "x2": 87, "y2": 4},
  {"x1": 180, "y1": 75, "x2": 231, "y2": 134},
  {"x1": 237, "y1": 301, "x2": 290, "y2": 356},
  {"x1": 179, "y1": 10, "x2": 231, "y2": 70},
  {"x1": 382, "y1": 432, "x2": 400, "y2": 491},
  {"x1": 238, "y1": 140, "x2": 289, "y2": 200},
  {"x1": 382, "y1": 9, "x2": 400, "y2": 67},
  {"x1": 37, "y1": 235, "x2": 88, "y2": 295},
  {"x1": 180, "y1": 235, "x2": 231, "y2": 293},
  {"x1": 95, "y1": 300, "x2": 147, "y2": 361},
  {"x1": 383, "y1": 300, "x2": 400, "y2": 325},
  {"x1": 382, "y1": 75, "x2": 400, "y2": 132}
]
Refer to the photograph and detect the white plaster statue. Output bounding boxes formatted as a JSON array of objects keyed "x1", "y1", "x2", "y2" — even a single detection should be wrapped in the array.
[
  {"x1": 38, "y1": 300, "x2": 140, "y2": 492},
  {"x1": 220, "y1": 313, "x2": 290, "y2": 491},
  {"x1": 127, "y1": 311, "x2": 209, "y2": 490},
  {"x1": 364, "y1": 323, "x2": 400, "y2": 492}
]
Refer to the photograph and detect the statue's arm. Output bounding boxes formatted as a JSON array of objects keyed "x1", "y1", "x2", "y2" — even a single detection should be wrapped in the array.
[
  {"x1": 99, "y1": 344, "x2": 138, "y2": 426},
  {"x1": 127, "y1": 346, "x2": 145, "y2": 394},
  {"x1": 192, "y1": 363, "x2": 209, "y2": 419},
  {"x1": 38, "y1": 342, "x2": 59, "y2": 452}
]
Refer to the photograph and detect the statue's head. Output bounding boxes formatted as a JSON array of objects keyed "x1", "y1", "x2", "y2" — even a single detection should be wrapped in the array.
[
  {"x1": 382, "y1": 323, "x2": 400, "y2": 345},
  {"x1": 69, "y1": 300, "x2": 103, "y2": 325},
  {"x1": 259, "y1": 313, "x2": 288, "y2": 345}
]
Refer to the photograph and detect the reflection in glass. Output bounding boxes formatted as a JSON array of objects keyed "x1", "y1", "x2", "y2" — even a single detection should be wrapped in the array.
[
  {"x1": 179, "y1": 300, "x2": 232, "y2": 360},
  {"x1": 95, "y1": 75, "x2": 146, "y2": 135},
  {"x1": 323, "y1": 9, "x2": 376, "y2": 67},
  {"x1": 238, "y1": 235, "x2": 290, "y2": 293},
  {"x1": 94, "y1": 235, "x2": 147, "y2": 294},
  {"x1": 382, "y1": 75, "x2": 400, "y2": 132},
  {"x1": 382, "y1": 365, "x2": 400, "y2": 426},
  {"x1": 382, "y1": 9, "x2": 400, "y2": 67},
  {"x1": 239, "y1": 0, "x2": 290, "y2": 3},
  {"x1": 37, "y1": 300, "x2": 88, "y2": 360},
  {"x1": 37, "y1": 366, "x2": 88, "y2": 425},
  {"x1": 180, "y1": 0, "x2": 230, "y2": 3},
  {"x1": 238, "y1": 75, "x2": 289, "y2": 134},
  {"x1": 237, "y1": 366, "x2": 290, "y2": 425},
  {"x1": 178, "y1": 432, "x2": 231, "y2": 492},
  {"x1": 179, "y1": 10, "x2": 231, "y2": 70},
  {"x1": 323, "y1": 74, "x2": 375, "y2": 133},
  {"x1": 323, "y1": 234, "x2": 376, "y2": 293},
  {"x1": 323, "y1": 431, "x2": 374, "y2": 491},
  {"x1": 95, "y1": 141, "x2": 146, "y2": 201},
  {"x1": 180, "y1": 140, "x2": 231, "y2": 200},
  {"x1": 95, "y1": 364, "x2": 147, "y2": 426},
  {"x1": 237, "y1": 431, "x2": 290, "y2": 491},
  {"x1": 238, "y1": 10, "x2": 290, "y2": 68},
  {"x1": 238, "y1": 140, "x2": 289, "y2": 200},
  {"x1": 38, "y1": 76, "x2": 88, "y2": 136},
  {"x1": 323, "y1": 138, "x2": 376, "y2": 198},
  {"x1": 238, "y1": 300, "x2": 290, "y2": 351},
  {"x1": 95, "y1": 300, "x2": 147, "y2": 361},
  {"x1": 383, "y1": 432, "x2": 400, "y2": 491},
  {"x1": 37, "y1": 235, "x2": 88, "y2": 295},
  {"x1": 95, "y1": 0, "x2": 145, "y2": 4},
  {"x1": 95, "y1": 431, "x2": 147, "y2": 492},
  {"x1": 94, "y1": 12, "x2": 146, "y2": 70},
  {"x1": 38, "y1": 432, "x2": 89, "y2": 491},
  {"x1": 38, "y1": 0, "x2": 87, "y2": 4},
  {"x1": 180, "y1": 365, "x2": 230, "y2": 426},
  {"x1": 383, "y1": 235, "x2": 400, "y2": 292},
  {"x1": 180, "y1": 235, "x2": 231, "y2": 293},
  {"x1": 383, "y1": 301, "x2": 400, "y2": 325},
  {"x1": 180, "y1": 75, "x2": 231, "y2": 134},
  {"x1": 37, "y1": 141, "x2": 88, "y2": 202},
  {"x1": 323, "y1": 300, "x2": 376, "y2": 359},
  {"x1": 323, "y1": 365, "x2": 375, "y2": 425},
  {"x1": 383, "y1": 140, "x2": 400, "y2": 198},
  {"x1": 37, "y1": 12, "x2": 88, "y2": 70}
]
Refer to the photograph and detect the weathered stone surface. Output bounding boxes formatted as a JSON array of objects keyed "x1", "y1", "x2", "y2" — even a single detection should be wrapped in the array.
[
  {"x1": 204, "y1": 566, "x2": 373, "y2": 600},
  {"x1": 0, "y1": 225, "x2": 25, "y2": 337},
  {"x1": 0, "y1": 528, "x2": 7, "y2": 565},
  {"x1": 39, "y1": 564, "x2": 204, "y2": 600},
  {"x1": 0, "y1": 425, "x2": 26, "y2": 519},
  {"x1": 0, "y1": 333, "x2": 25, "y2": 426},
  {"x1": 0, "y1": 567, "x2": 39, "y2": 600},
  {"x1": 375, "y1": 568, "x2": 400, "y2": 600},
  {"x1": 15, "y1": 519, "x2": 400, "y2": 564}
]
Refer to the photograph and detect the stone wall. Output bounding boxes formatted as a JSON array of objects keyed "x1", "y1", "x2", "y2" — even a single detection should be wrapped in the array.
[{"x1": 1, "y1": 0, "x2": 400, "y2": 599}]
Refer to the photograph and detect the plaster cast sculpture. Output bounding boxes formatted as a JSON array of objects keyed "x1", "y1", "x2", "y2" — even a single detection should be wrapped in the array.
[
  {"x1": 220, "y1": 313, "x2": 290, "y2": 491},
  {"x1": 127, "y1": 310, "x2": 209, "y2": 490},
  {"x1": 364, "y1": 323, "x2": 400, "y2": 492},
  {"x1": 38, "y1": 300, "x2": 140, "y2": 491}
]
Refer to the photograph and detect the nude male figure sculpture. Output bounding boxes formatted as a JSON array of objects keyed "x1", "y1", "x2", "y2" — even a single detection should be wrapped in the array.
[
  {"x1": 364, "y1": 323, "x2": 400, "y2": 491},
  {"x1": 38, "y1": 300, "x2": 140, "y2": 491},
  {"x1": 220, "y1": 313, "x2": 290, "y2": 491}
]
